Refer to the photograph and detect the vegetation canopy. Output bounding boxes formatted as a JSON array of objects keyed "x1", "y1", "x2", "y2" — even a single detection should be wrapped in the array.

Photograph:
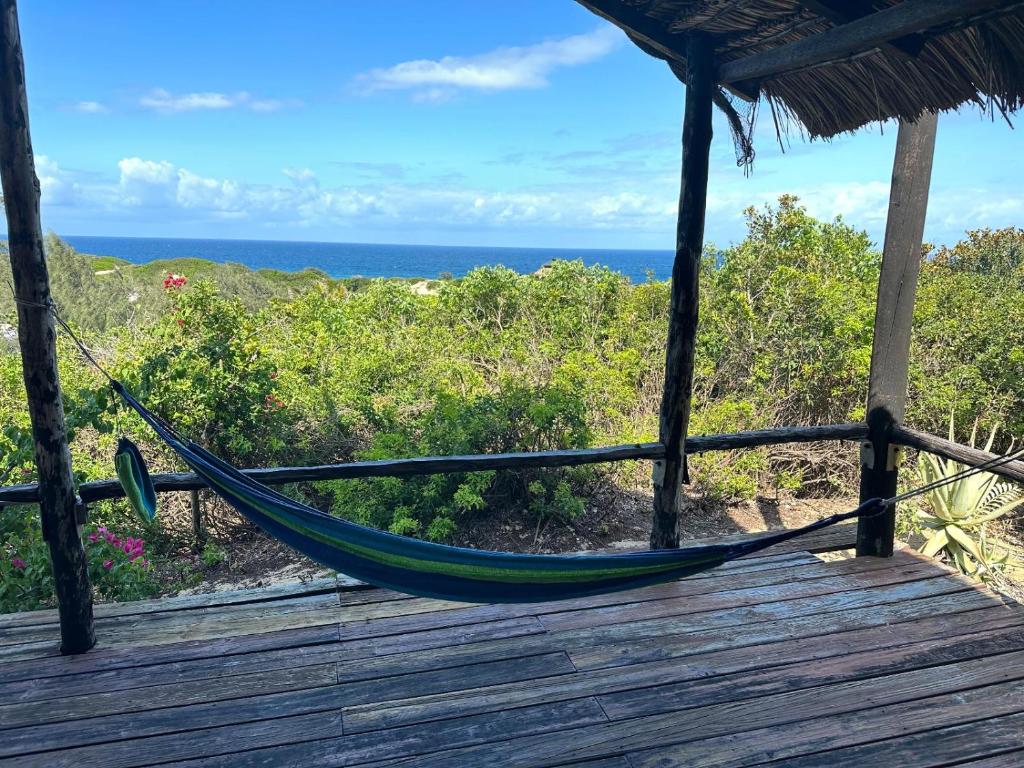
[{"x1": 1, "y1": 198, "x2": 1022, "y2": 610}]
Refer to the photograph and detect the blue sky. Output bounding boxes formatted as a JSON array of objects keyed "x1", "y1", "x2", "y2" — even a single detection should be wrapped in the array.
[{"x1": 15, "y1": 0, "x2": 1023, "y2": 250}]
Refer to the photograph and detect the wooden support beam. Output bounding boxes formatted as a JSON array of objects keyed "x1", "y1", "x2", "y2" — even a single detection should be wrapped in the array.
[
  {"x1": 652, "y1": 34, "x2": 714, "y2": 550},
  {"x1": 800, "y1": 0, "x2": 927, "y2": 57},
  {"x1": 719, "y1": 0, "x2": 1011, "y2": 84},
  {"x1": 891, "y1": 425, "x2": 1024, "y2": 486},
  {"x1": 857, "y1": 112, "x2": 938, "y2": 559},
  {"x1": 0, "y1": 0, "x2": 94, "y2": 653}
]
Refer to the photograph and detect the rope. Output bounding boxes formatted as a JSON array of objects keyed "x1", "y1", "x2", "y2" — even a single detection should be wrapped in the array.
[{"x1": 17, "y1": 286, "x2": 1024, "y2": 513}]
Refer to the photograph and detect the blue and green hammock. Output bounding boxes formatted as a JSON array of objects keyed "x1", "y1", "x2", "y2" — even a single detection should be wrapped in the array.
[{"x1": 112, "y1": 381, "x2": 883, "y2": 604}]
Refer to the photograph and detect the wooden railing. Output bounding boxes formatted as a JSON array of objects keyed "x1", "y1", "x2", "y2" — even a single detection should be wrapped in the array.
[
  {"x1": 2, "y1": 421, "x2": 1019, "y2": 520},
  {"x1": 0, "y1": 423, "x2": 870, "y2": 507}
]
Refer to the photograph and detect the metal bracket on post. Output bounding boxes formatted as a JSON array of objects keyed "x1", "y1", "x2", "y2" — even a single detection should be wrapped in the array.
[
  {"x1": 887, "y1": 444, "x2": 905, "y2": 472},
  {"x1": 860, "y1": 441, "x2": 875, "y2": 470},
  {"x1": 652, "y1": 459, "x2": 666, "y2": 488},
  {"x1": 75, "y1": 497, "x2": 88, "y2": 527}
]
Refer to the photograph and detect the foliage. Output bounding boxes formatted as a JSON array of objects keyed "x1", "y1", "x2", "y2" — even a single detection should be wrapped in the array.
[
  {"x1": 0, "y1": 508, "x2": 159, "y2": 612},
  {"x1": 1, "y1": 209, "x2": 1023, "y2": 609},
  {"x1": 317, "y1": 384, "x2": 592, "y2": 541},
  {"x1": 914, "y1": 420, "x2": 1024, "y2": 581}
]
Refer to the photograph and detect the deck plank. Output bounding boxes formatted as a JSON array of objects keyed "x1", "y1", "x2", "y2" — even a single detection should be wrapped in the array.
[
  {"x1": 145, "y1": 699, "x2": 609, "y2": 768},
  {"x1": 766, "y1": 711, "x2": 1024, "y2": 768},
  {"x1": 361, "y1": 676, "x2": 1024, "y2": 767},
  {"x1": 0, "y1": 547, "x2": 1020, "y2": 768},
  {"x1": 343, "y1": 610, "x2": 1024, "y2": 733}
]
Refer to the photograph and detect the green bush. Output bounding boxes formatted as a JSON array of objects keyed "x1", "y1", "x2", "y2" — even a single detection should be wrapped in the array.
[
  {"x1": 316, "y1": 384, "x2": 592, "y2": 541},
  {"x1": 2, "y1": 210, "x2": 1024, "y2": 610}
]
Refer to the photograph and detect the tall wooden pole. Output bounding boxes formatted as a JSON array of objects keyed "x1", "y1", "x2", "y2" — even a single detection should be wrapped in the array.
[
  {"x1": 651, "y1": 34, "x2": 714, "y2": 549},
  {"x1": 857, "y1": 112, "x2": 937, "y2": 558},
  {"x1": 0, "y1": 0, "x2": 94, "y2": 651}
]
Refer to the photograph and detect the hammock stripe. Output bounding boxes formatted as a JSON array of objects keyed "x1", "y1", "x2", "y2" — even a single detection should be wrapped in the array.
[{"x1": 113, "y1": 382, "x2": 879, "y2": 603}]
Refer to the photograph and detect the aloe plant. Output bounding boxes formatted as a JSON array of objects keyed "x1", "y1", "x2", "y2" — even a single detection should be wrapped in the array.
[{"x1": 915, "y1": 419, "x2": 1023, "y2": 581}]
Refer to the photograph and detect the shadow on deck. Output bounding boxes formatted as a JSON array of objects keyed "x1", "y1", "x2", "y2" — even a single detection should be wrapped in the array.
[{"x1": 1, "y1": 535, "x2": 1023, "y2": 767}]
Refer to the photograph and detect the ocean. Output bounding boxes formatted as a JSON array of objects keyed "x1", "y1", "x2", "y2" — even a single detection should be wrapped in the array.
[{"x1": 63, "y1": 236, "x2": 675, "y2": 283}]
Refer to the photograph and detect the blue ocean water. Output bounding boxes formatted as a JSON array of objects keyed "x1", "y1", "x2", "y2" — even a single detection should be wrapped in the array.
[{"x1": 64, "y1": 236, "x2": 675, "y2": 283}]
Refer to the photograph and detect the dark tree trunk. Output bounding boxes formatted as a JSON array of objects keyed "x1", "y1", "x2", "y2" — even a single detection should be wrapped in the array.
[
  {"x1": 651, "y1": 34, "x2": 714, "y2": 549},
  {"x1": 0, "y1": 0, "x2": 94, "y2": 652}
]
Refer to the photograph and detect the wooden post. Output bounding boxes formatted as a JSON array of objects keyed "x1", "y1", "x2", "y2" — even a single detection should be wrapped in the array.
[
  {"x1": 857, "y1": 111, "x2": 937, "y2": 558},
  {"x1": 191, "y1": 489, "x2": 205, "y2": 547},
  {"x1": 0, "y1": 0, "x2": 94, "y2": 652},
  {"x1": 651, "y1": 34, "x2": 714, "y2": 549}
]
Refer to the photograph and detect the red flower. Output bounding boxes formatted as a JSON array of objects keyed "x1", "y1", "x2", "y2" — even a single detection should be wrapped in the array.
[
  {"x1": 102, "y1": 560, "x2": 114, "y2": 570},
  {"x1": 163, "y1": 273, "x2": 187, "y2": 290},
  {"x1": 11, "y1": 557, "x2": 26, "y2": 571}
]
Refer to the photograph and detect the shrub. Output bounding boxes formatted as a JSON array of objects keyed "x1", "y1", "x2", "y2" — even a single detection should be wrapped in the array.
[
  {"x1": 0, "y1": 509, "x2": 159, "y2": 612},
  {"x1": 316, "y1": 384, "x2": 593, "y2": 541}
]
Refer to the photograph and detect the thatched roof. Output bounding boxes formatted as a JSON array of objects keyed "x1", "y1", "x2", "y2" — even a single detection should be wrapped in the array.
[{"x1": 576, "y1": 1, "x2": 1024, "y2": 140}]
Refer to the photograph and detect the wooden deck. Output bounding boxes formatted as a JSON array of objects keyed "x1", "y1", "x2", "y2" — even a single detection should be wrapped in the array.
[{"x1": 2, "y1": 540, "x2": 1023, "y2": 767}]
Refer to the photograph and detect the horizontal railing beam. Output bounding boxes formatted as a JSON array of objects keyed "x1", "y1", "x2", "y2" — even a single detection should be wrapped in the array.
[
  {"x1": 0, "y1": 422, "x2": 869, "y2": 506},
  {"x1": 891, "y1": 424, "x2": 1024, "y2": 485}
]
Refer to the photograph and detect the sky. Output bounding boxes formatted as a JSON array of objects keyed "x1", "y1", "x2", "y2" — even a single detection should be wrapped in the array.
[{"x1": 13, "y1": 0, "x2": 1023, "y2": 251}]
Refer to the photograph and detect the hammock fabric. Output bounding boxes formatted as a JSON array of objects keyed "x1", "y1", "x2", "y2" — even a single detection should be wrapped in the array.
[{"x1": 112, "y1": 381, "x2": 883, "y2": 604}]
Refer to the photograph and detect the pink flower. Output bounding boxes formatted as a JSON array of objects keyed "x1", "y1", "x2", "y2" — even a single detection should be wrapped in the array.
[
  {"x1": 97, "y1": 527, "x2": 107, "y2": 534},
  {"x1": 88, "y1": 533, "x2": 99, "y2": 543},
  {"x1": 140, "y1": 559, "x2": 149, "y2": 568},
  {"x1": 102, "y1": 560, "x2": 113, "y2": 570},
  {"x1": 129, "y1": 553, "x2": 140, "y2": 562},
  {"x1": 11, "y1": 557, "x2": 26, "y2": 571}
]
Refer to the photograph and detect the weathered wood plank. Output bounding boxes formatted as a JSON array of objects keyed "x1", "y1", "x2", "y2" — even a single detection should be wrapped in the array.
[
  {"x1": 364, "y1": 671, "x2": 1024, "y2": 767},
  {"x1": 652, "y1": 32, "x2": 714, "y2": 549},
  {"x1": 944, "y1": 747, "x2": 1024, "y2": 768},
  {"x1": 3, "y1": 711, "x2": 343, "y2": 768},
  {"x1": 773, "y1": 712, "x2": 1024, "y2": 768},
  {"x1": 334, "y1": 574, "x2": 988, "y2": 699},
  {"x1": 539, "y1": 557, "x2": 947, "y2": 632},
  {"x1": 0, "y1": 623, "x2": 338, "y2": 684},
  {"x1": 336, "y1": 551, "x2": 929, "y2": 644},
  {"x1": 0, "y1": 576, "x2": 341, "y2": 629},
  {"x1": 0, "y1": 662, "x2": 339, "y2": 731},
  {"x1": 3, "y1": 615, "x2": 549, "y2": 705},
  {"x1": 858, "y1": 111, "x2": 937, "y2": 557},
  {"x1": 342, "y1": 609, "x2": 1024, "y2": 734},
  {"x1": 155, "y1": 698, "x2": 608, "y2": 768},
  {"x1": 0, "y1": 592, "x2": 343, "y2": 651},
  {"x1": 686, "y1": 520, "x2": 857, "y2": 555},
  {"x1": 893, "y1": 423, "x2": 1024, "y2": 485},
  {"x1": 0, "y1": 650, "x2": 574, "y2": 733},
  {"x1": 627, "y1": 679, "x2": 1024, "y2": 768},
  {"x1": 568, "y1": 581, "x2": 997, "y2": 671},
  {"x1": 1, "y1": 653, "x2": 577, "y2": 760}
]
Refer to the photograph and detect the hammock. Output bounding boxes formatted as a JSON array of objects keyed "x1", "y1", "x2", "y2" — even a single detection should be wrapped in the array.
[{"x1": 111, "y1": 380, "x2": 884, "y2": 603}]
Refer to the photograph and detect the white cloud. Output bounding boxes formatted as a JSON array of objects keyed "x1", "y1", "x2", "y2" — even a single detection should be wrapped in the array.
[
  {"x1": 35, "y1": 153, "x2": 1024, "y2": 248},
  {"x1": 139, "y1": 88, "x2": 292, "y2": 113},
  {"x1": 74, "y1": 101, "x2": 107, "y2": 114},
  {"x1": 355, "y1": 28, "x2": 620, "y2": 101}
]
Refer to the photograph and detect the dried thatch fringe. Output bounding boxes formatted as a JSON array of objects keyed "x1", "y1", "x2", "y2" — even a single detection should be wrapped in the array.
[{"x1": 588, "y1": 0, "x2": 1024, "y2": 140}]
